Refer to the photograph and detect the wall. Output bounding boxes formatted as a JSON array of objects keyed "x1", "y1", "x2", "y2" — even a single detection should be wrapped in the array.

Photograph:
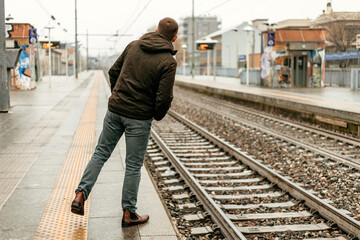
[
  {"x1": 222, "y1": 24, "x2": 262, "y2": 68},
  {"x1": 6, "y1": 23, "x2": 37, "y2": 90}
]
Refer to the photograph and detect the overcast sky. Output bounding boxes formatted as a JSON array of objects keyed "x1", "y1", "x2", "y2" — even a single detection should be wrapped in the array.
[{"x1": 4, "y1": 0, "x2": 360, "y2": 57}]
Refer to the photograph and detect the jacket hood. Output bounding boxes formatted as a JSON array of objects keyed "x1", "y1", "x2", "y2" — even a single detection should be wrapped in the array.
[{"x1": 139, "y1": 32, "x2": 177, "y2": 55}]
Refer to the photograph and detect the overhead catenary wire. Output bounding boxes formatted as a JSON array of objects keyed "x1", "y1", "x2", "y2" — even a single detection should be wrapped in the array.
[
  {"x1": 33, "y1": 0, "x2": 70, "y2": 38},
  {"x1": 113, "y1": 0, "x2": 153, "y2": 49},
  {"x1": 117, "y1": 0, "x2": 145, "y2": 37},
  {"x1": 209, "y1": 0, "x2": 268, "y2": 17},
  {"x1": 34, "y1": 0, "x2": 52, "y2": 18},
  {"x1": 200, "y1": 0, "x2": 232, "y2": 15}
]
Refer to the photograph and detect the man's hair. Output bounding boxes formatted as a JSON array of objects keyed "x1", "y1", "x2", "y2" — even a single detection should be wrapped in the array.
[{"x1": 157, "y1": 17, "x2": 178, "y2": 41}]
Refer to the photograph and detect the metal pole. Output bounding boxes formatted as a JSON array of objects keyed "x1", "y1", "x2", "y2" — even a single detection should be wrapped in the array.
[
  {"x1": 75, "y1": 0, "x2": 78, "y2": 79},
  {"x1": 207, "y1": 50, "x2": 210, "y2": 76},
  {"x1": 246, "y1": 31, "x2": 250, "y2": 85},
  {"x1": 213, "y1": 47, "x2": 216, "y2": 81},
  {"x1": 191, "y1": 0, "x2": 195, "y2": 79},
  {"x1": 45, "y1": 27, "x2": 53, "y2": 88},
  {"x1": 73, "y1": 48, "x2": 76, "y2": 76},
  {"x1": 30, "y1": 39, "x2": 35, "y2": 86},
  {"x1": 183, "y1": 50, "x2": 186, "y2": 76},
  {"x1": 86, "y1": 29, "x2": 89, "y2": 71},
  {"x1": 252, "y1": 30, "x2": 255, "y2": 68},
  {"x1": 0, "y1": 0, "x2": 8, "y2": 112},
  {"x1": 79, "y1": 50, "x2": 82, "y2": 73},
  {"x1": 65, "y1": 41, "x2": 68, "y2": 80},
  {"x1": 36, "y1": 40, "x2": 42, "y2": 81},
  {"x1": 236, "y1": 30, "x2": 239, "y2": 77}
]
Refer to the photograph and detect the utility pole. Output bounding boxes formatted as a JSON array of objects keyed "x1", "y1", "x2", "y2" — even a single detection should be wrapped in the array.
[
  {"x1": 0, "y1": 0, "x2": 8, "y2": 112},
  {"x1": 75, "y1": 0, "x2": 78, "y2": 79},
  {"x1": 45, "y1": 26, "x2": 54, "y2": 88},
  {"x1": 191, "y1": 0, "x2": 195, "y2": 79}
]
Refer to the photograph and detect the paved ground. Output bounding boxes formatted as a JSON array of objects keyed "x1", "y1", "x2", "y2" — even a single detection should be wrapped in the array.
[{"x1": 0, "y1": 71, "x2": 177, "y2": 240}]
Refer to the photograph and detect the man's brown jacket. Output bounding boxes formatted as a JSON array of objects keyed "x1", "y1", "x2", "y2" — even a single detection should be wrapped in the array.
[{"x1": 108, "y1": 32, "x2": 177, "y2": 121}]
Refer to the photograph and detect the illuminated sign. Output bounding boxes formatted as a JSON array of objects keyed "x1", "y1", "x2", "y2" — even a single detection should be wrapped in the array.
[
  {"x1": 40, "y1": 41, "x2": 60, "y2": 49},
  {"x1": 196, "y1": 43, "x2": 215, "y2": 50}
]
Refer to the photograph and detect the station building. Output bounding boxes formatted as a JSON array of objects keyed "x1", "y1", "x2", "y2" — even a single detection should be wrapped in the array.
[{"x1": 262, "y1": 27, "x2": 326, "y2": 88}]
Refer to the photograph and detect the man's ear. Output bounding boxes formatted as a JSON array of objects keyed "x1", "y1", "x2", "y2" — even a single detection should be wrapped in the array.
[
  {"x1": 172, "y1": 34, "x2": 178, "y2": 42},
  {"x1": 155, "y1": 29, "x2": 158, "y2": 32}
]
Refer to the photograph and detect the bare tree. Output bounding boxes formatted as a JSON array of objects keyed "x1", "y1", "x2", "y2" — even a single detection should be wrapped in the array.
[
  {"x1": 173, "y1": 38, "x2": 185, "y2": 67},
  {"x1": 315, "y1": 12, "x2": 360, "y2": 67},
  {"x1": 316, "y1": 13, "x2": 360, "y2": 53}
]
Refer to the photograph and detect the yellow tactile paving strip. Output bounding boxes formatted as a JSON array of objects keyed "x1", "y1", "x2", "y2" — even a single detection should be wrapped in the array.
[{"x1": 34, "y1": 73, "x2": 99, "y2": 240}]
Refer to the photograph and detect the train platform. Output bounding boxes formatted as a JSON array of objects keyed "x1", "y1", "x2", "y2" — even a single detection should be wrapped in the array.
[
  {"x1": 175, "y1": 75, "x2": 360, "y2": 135},
  {"x1": 0, "y1": 70, "x2": 177, "y2": 240}
]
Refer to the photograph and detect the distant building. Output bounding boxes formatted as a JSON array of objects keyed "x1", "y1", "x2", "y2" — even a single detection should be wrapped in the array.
[
  {"x1": 193, "y1": 20, "x2": 262, "y2": 77},
  {"x1": 178, "y1": 15, "x2": 221, "y2": 72},
  {"x1": 275, "y1": 19, "x2": 312, "y2": 29},
  {"x1": 313, "y1": 1, "x2": 360, "y2": 68},
  {"x1": 179, "y1": 16, "x2": 221, "y2": 54},
  {"x1": 262, "y1": 27, "x2": 326, "y2": 87}
]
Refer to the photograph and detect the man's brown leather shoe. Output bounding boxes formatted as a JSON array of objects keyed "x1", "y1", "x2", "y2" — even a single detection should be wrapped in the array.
[
  {"x1": 71, "y1": 189, "x2": 84, "y2": 216},
  {"x1": 122, "y1": 209, "x2": 149, "y2": 227}
]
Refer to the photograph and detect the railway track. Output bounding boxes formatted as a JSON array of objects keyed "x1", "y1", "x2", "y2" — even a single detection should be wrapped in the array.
[
  {"x1": 175, "y1": 89, "x2": 360, "y2": 169},
  {"x1": 146, "y1": 111, "x2": 359, "y2": 239},
  {"x1": 171, "y1": 90, "x2": 360, "y2": 219}
]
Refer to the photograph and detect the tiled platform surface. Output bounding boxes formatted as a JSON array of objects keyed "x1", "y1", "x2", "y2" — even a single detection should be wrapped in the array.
[
  {"x1": 176, "y1": 75, "x2": 360, "y2": 124},
  {"x1": 0, "y1": 70, "x2": 177, "y2": 240}
]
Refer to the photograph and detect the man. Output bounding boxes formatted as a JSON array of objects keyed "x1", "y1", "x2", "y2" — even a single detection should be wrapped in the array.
[{"x1": 71, "y1": 17, "x2": 178, "y2": 228}]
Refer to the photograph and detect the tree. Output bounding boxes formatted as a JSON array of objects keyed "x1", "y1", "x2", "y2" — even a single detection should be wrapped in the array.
[
  {"x1": 316, "y1": 12, "x2": 360, "y2": 51},
  {"x1": 315, "y1": 12, "x2": 360, "y2": 67}
]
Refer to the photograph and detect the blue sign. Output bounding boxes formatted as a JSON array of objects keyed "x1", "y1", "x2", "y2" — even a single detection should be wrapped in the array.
[
  {"x1": 238, "y1": 55, "x2": 246, "y2": 61},
  {"x1": 325, "y1": 51, "x2": 359, "y2": 61},
  {"x1": 267, "y1": 32, "x2": 275, "y2": 47},
  {"x1": 29, "y1": 29, "x2": 37, "y2": 43}
]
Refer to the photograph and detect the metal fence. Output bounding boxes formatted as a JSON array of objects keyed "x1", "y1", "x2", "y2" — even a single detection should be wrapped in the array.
[
  {"x1": 325, "y1": 69, "x2": 351, "y2": 87},
  {"x1": 177, "y1": 67, "x2": 360, "y2": 90}
]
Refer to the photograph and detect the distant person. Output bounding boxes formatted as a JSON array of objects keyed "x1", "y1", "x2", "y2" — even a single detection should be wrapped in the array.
[{"x1": 71, "y1": 17, "x2": 178, "y2": 227}]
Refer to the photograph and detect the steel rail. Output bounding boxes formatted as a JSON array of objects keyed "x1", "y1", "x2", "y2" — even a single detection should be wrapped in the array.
[
  {"x1": 150, "y1": 129, "x2": 247, "y2": 240},
  {"x1": 180, "y1": 94, "x2": 360, "y2": 170},
  {"x1": 169, "y1": 109, "x2": 360, "y2": 238},
  {"x1": 222, "y1": 110, "x2": 360, "y2": 170},
  {"x1": 182, "y1": 90, "x2": 360, "y2": 146}
]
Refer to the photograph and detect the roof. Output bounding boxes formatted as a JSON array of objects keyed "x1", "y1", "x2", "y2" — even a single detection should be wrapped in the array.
[
  {"x1": 6, "y1": 22, "x2": 35, "y2": 28},
  {"x1": 275, "y1": 19, "x2": 313, "y2": 29},
  {"x1": 315, "y1": 12, "x2": 360, "y2": 25},
  {"x1": 200, "y1": 22, "x2": 258, "y2": 40},
  {"x1": 275, "y1": 28, "x2": 326, "y2": 43}
]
